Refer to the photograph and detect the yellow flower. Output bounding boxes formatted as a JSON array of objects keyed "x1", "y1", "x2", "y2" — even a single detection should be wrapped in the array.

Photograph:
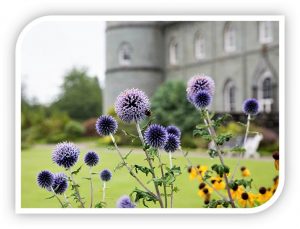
[
  {"x1": 272, "y1": 152, "x2": 279, "y2": 171},
  {"x1": 240, "y1": 166, "x2": 251, "y2": 177},
  {"x1": 188, "y1": 166, "x2": 197, "y2": 180},
  {"x1": 230, "y1": 185, "x2": 244, "y2": 200},
  {"x1": 256, "y1": 187, "x2": 272, "y2": 204},
  {"x1": 211, "y1": 177, "x2": 226, "y2": 190},
  {"x1": 196, "y1": 165, "x2": 208, "y2": 181},
  {"x1": 274, "y1": 160, "x2": 279, "y2": 171},
  {"x1": 198, "y1": 182, "x2": 213, "y2": 198},
  {"x1": 268, "y1": 176, "x2": 279, "y2": 196},
  {"x1": 204, "y1": 194, "x2": 211, "y2": 205},
  {"x1": 238, "y1": 192, "x2": 255, "y2": 208},
  {"x1": 273, "y1": 175, "x2": 279, "y2": 189}
]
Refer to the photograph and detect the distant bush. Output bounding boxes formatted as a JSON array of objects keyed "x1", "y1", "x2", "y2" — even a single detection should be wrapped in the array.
[
  {"x1": 151, "y1": 80, "x2": 201, "y2": 148},
  {"x1": 52, "y1": 68, "x2": 103, "y2": 121},
  {"x1": 151, "y1": 80, "x2": 199, "y2": 134},
  {"x1": 83, "y1": 118, "x2": 98, "y2": 136},
  {"x1": 64, "y1": 121, "x2": 85, "y2": 139},
  {"x1": 217, "y1": 121, "x2": 244, "y2": 135},
  {"x1": 46, "y1": 133, "x2": 68, "y2": 144}
]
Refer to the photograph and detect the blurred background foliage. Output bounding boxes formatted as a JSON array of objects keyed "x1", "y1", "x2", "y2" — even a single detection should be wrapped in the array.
[
  {"x1": 51, "y1": 68, "x2": 102, "y2": 120},
  {"x1": 21, "y1": 71, "x2": 278, "y2": 154},
  {"x1": 21, "y1": 68, "x2": 102, "y2": 149}
]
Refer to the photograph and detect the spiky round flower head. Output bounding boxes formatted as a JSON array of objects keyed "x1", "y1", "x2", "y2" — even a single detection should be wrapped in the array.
[
  {"x1": 37, "y1": 170, "x2": 54, "y2": 189},
  {"x1": 187, "y1": 74, "x2": 215, "y2": 102},
  {"x1": 166, "y1": 125, "x2": 181, "y2": 138},
  {"x1": 164, "y1": 134, "x2": 180, "y2": 153},
  {"x1": 115, "y1": 88, "x2": 150, "y2": 123},
  {"x1": 192, "y1": 90, "x2": 212, "y2": 109},
  {"x1": 84, "y1": 151, "x2": 99, "y2": 167},
  {"x1": 100, "y1": 169, "x2": 112, "y2": 182},
  {"x1": 52, "y1": 142, "x2": 80, "y2": 169},
  {"x1": 144, "y1": 124, "x2": 168, "y2": 148},
  {"x1": 50, "y1": 173, "x2": 68, "y2": 195},
  {"x1": 243, "y1": 98, "x2": 259, "y2": 115},
  {"x1": 116, "y1": 195, "x2": 136, "y2": 208},
  {"x1": 95, "y1": 115, "x2": 118, "y2": 136}
]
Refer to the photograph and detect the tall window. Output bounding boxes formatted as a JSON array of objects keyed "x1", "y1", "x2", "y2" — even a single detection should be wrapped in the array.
[
  {"x1": 224, "y1": 80, "x2": 236, "y2": 112},
  {"x1": 118, "y1": 42, "x2": 132, "y2": 66},
  {"x1": 195, "y1": 32, "x2": 205, "y2": 59},
  {"x1": 258, "y1": 72, "x2": 273, "y2": 113},
  {"x1": 262, "y1": 77, "x2": 272, "y2": 99},
  {"x1": 224, "y1": 22, "x2": 237, "y2": 52},
  {"x1": 169, "y1": 39, "x2": 178, "y2": 65},
  {"x1": 259, "y1": 21, "x2": 273, "y2": 44}
]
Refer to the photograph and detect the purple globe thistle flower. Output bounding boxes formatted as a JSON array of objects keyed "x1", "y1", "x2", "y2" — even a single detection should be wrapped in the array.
[
  {"x1": 186, "y1": 74, "x2": 215, "y2": 102},
  {"x1": 84, "y1": 151, "x2": 99, "y2": 167},
  {"x1": 116, "y1": 195, "x2": 136, "y2": 208},
  {"x1": 144, "y1": 124, "x2": 168, "y2": 148},
  {"x1": 192, "y1": 90, "x2": 212, "y2": 109},
  {"x1": 100, "y1": 169, "x2": 112, "y2": 182},
  {"x1": 164, "y1": 134, "x2": 180, "y2": 153},
  {"x1": 50, "y1": 173, "x2": 68, "y2": 195},
  {"x1": 115, "y1": 88, "x2": 150, "y2": 123},
  {"x1": 166, "y1": 125, "x2": 181, "y2": 138},
  {"x1": 243, "y1": 98, "x2": 259, "y2": 115},
  {"x1": 37, "y1": 170, "x2": 54, "y2": 189},
  {"x1": 52, "y1": 142, "x2": 80, "y2": 169},
  {"x1": 95, "y1": 115, "x2": 118, "y2": 136}
]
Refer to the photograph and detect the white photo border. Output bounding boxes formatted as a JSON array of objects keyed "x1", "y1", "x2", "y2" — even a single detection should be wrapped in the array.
[{"x1": 15, "y1": 15, "x2": 285, "y2": 214}]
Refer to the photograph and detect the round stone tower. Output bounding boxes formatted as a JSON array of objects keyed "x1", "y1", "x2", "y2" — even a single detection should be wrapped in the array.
[{"x1": 104, "y1": 21, "x2": 164, "y2": 113}]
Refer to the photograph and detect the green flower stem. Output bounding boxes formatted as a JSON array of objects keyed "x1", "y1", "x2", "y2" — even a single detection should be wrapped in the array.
[
  {"x1": 168, "y1": 152, "x2": 174, "y2": 208},
  {"x1": 109, "y1": 134, "x2": 158, "y2": 200},
  {"x1": 136, "y1": 122, "x2": 145, "y2": 145},
  {"x1": 158, "y1": 151, "x2": 168, "y2": 208},
  {"x1": 168, "y1": 152, "x2": 173, "y2": 168},
  {"x1": 204, "y1": 110, "x2": 236, "y2": 208},
  {"x1": 179, "y1": 147, "x2": 228, "y2": 201},
  {"x1": 102, "y1": 181, "x2": 106, "y2": 202},
  {"x1": 170, "y1": 185, "x2": 174, "y2": 208},
  {"x1": 230, "y1": 114, "x2": 251, "y2": 181},
  {"x1": 136, "y1": 122, "x2": 165, "y2": 208},
  {"x1": 68, "y1": 170, "x2": 85, "y2": 208},
  {"x1": 63, "y1": 193, "x2": 73, "y2": 208},
  {"x1": 50, "y1": 187, "x2": 64, "y2": 208},
  {"x1": 89, "y1": 167, "x2": 94, "y2": 208}
]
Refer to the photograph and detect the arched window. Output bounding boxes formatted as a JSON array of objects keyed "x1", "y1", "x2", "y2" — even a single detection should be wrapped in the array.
[
  {"x1": 224, "y1": 80, "x2": 236, "y2": 112},
  {"x1": 169, "y1": 39, "x2": 178, "y2": 65},
  {"x1": 262, "y1": 77, "x2": 272, "y2": 99},
  {"x1": 195, "y1": 32, "x2": 205, "y2": 59},
  {"x1": 224, "y1": 22, "x2": 237, "y2": 53},
  {"x1": 258, "y1": 71, "x2": 273, "y2": 113},
  {"x1": 259, "y1": 21, "x2": 273, "y2": 44},
  {"x1": 118, "y1": 42, "x2": 132, "y2": 66}
]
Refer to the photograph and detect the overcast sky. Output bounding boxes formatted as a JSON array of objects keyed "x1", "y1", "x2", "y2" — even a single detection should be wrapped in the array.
[{"x1": 21, "y1": 20, "x2": 105, "y2": 104}]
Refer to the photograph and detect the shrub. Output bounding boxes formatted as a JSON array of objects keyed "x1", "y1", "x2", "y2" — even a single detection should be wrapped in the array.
[
  {"x1": 151, "y1": 80, "x2": 199, "y2": 133},
  {"x1": 52, "y1": 68, "x2": 103, "y2": 120},
  {"x1": 46, "y1": 133, "x2": 68, "y2": 144},
  {"x1": 83, "y1": 118, "x2": 98, "y2": 136},
  {"x1": 64, "y1": 121, "x2": 85, "y2": 139}
]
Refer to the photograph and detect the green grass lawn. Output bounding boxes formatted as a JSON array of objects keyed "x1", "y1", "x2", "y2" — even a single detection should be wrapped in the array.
[{"x1": 21, "y1": 143, "x2": 277, "y2": 208}]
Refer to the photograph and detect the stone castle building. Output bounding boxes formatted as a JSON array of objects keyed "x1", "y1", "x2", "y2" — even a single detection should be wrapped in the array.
[{"x1": 104, "y1": 21, "x2": 279, "y2": 114}]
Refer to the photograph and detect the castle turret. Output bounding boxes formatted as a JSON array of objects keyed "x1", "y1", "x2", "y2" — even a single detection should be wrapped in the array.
[{"x1": 104, "y1": 21, "x2": 164, "y2": 113}]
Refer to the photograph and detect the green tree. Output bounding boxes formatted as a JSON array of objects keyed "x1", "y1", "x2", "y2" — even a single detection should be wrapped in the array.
[
  {"x1": 53, "y1": 68, "x2": 102, "y2": 120},
  {"x1": 151, "y1": 80, "x2": 199, "y2": 133}
]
